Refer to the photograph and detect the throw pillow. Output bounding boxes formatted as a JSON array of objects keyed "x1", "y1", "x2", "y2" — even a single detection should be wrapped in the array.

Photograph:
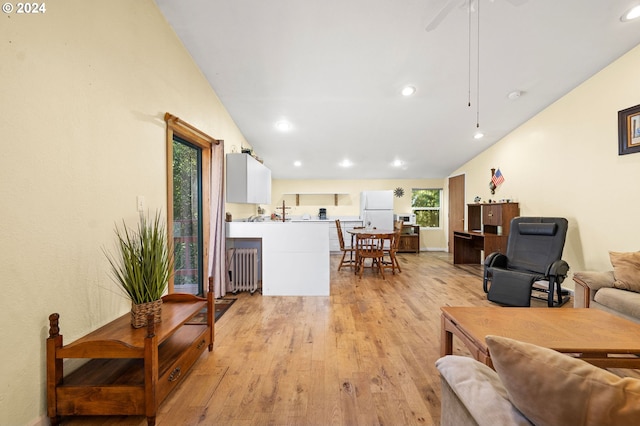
[
  {"x1": 609, "y1": 251, "x2": 640, "y2": 293},
  {"x1": 485, "y1": 335, "x2": 640, "y2": 426}
]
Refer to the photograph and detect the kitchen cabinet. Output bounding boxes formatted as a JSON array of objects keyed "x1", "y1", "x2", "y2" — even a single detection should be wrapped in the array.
[{"x1": 226, "y1": 153, "x2": 271, "y2": 204}]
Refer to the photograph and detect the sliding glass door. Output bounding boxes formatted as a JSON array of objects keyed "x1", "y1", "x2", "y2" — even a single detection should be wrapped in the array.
[{"x1": 172, "y1": 136, "x2": 203, "y2": 295}]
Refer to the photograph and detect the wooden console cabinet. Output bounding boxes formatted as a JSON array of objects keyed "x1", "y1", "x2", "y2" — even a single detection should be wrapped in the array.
[
  {"x1": 398, "y1": 225, "x2": 420, "y2": 253},
  {"x1": 47, "y1": 288, "x2": 214, "y2": 426},
  {"x1": 453, "y1": 202, "x2": 519, "y2": 264}
]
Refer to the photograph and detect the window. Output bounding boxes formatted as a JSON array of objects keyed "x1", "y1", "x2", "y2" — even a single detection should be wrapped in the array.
[{"x1": 412, "y1": 188, "x2": 442, "y2": 228}]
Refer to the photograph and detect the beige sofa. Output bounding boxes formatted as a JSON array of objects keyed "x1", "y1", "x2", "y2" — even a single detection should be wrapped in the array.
[
  {"x1": 573, "y1": 270, "x2": 640, "y2": 324},
  {"x1": 437, "y1": 335, "x2": 640, "y2": 426}
]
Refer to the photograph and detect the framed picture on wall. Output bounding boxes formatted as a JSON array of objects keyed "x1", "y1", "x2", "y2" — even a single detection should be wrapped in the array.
[{"x1": 618, "y1": 104, "x2": 640, "y2": 155}]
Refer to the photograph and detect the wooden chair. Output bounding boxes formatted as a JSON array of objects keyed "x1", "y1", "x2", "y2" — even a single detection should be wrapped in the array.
[
  {"x1": 335, "y1": 219, "x2": 356, "y2": 271},
  {"x1": 382, "y1": 228, "x2": 402, "y2": 275},
  {"x1": 355, "y1": 233, "x2": 385, "y2": 279}
]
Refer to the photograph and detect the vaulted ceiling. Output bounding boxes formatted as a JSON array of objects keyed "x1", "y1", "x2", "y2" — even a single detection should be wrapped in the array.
[{"x1": 156, "y1": 0, "x2": 640, "y2": 179}]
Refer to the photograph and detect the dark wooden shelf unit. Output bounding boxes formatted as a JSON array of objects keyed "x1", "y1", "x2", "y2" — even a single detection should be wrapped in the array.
[
  {"x1": 398, "y1": 224, "x2": 420, "y2": 253},
  {"x1": 47, "y1": 288, "x2": 214, "y2": 426},
  {"x1": 453, "y1": 202, "x2": 519, "y2": 264}
]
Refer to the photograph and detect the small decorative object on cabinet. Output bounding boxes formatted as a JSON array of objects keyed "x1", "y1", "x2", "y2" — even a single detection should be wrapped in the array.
[
  {"x1": 46, "y1": 281, "x2": 214, "y2": 426},
  {"x1": 103, "y1": 212, "x2": 173, "y2": 328},
  {"x1": 398, "y1": 225, "x2": 420, "y2": 253}
]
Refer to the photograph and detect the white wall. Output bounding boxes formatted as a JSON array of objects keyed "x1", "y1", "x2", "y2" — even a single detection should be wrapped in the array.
[
  {"x1": 0, "y1": 1, "x2": 248, "y2": 424},
  {"x1": 452, "y1": 43, "x2": 640, "y2": 275}
]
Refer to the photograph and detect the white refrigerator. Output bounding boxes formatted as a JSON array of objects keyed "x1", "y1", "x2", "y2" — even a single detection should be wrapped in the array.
[{"x1": 360, "y1": 190, "x2": 394, "y2": 230}]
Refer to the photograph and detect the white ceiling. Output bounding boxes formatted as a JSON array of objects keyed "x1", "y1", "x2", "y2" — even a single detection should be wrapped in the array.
[{"x1": 155, "y1": 0, "x2": 640, "y2": 179}]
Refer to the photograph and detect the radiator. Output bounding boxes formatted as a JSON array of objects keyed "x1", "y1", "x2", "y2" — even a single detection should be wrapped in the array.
[{"x1": 227, "y1": 248, "x2": 258, "y2": 293}]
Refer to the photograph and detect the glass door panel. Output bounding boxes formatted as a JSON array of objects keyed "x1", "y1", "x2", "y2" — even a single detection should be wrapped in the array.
[{"x1": 172, "y1": 137, "x2": 203, "y2": 295}]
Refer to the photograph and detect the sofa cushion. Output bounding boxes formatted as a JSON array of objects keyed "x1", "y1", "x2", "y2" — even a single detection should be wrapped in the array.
[
  {"x1": 486, "y1": 335, "x2": 640, "y2": 426},
  {"x1": 435, "y1": 355, "x2": 531, "y2": 426},
  {"x1": 594, "y1": 287, "x2": 640, "y2": 320},
  {"x1": 609, "y1": 251, "x2": 640, "y2": 293}
]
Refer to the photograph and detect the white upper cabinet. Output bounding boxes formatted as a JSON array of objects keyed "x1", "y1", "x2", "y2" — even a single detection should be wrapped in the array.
[{"x1": 226, "y1": 153, "x2": 272, "y2": 204}]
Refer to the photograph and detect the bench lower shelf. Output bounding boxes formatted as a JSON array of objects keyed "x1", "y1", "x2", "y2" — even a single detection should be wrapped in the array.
[{"x1": 47, "y1": 291, "x2": 214, "y2": 426}]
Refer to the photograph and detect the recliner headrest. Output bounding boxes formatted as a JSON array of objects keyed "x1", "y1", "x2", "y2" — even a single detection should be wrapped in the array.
[{"x1": 518, "y1": 222, "x2": 557, "y2": 236}]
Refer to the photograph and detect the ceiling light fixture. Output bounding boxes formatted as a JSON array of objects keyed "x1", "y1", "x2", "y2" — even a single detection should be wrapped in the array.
[
  {"x1": 275, "y1": 120, "x2": 292, "y2": 131},
  {"x1": 621, "y1": 4, "x2": 640, "y2": 21},
  {"x1": 474, "y1": 132, "x2": 484, "y2": 140},
  {"x1": 507, "y1": 90, "x2": 522, "y2": 100},
  {"x1": 401, "y1": 86, "x2": 416, "y2": 96},
  {"x1": 392, "y1": 159, "x2": 404, "y2": 167},
  {"x1": 293, "y1": 160, "x2": 302, "y2": 167},
  {"x1": 339, "y1": 159, "x2": 353, "y2": 168}
]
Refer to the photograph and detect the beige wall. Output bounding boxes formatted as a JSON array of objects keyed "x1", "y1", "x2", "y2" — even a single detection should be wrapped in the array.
[
  {"x1": 451, "y1": 43, "x2": 640, "y2": 276},
  {"x1": 0, "y1": 1, "x2": 248, "y2": 424}
]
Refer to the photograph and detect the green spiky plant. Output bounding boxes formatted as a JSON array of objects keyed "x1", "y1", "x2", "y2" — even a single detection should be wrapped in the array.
[{"x1": 104, "y1": 212, "x2": 174, "y2": 305}]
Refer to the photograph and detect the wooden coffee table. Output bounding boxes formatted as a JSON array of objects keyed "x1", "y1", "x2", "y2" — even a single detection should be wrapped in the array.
[{"x1": 441, "y1": 306, "x2": 640, "y2": 369}]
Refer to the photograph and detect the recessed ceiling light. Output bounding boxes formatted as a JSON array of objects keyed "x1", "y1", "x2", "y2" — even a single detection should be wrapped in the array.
[
  {"x1": 401, "y1": 86, "x2": 416, "y2": 97},
  {"x1": 275, "y1": 120, "x2": 292, "y2": 131},
  {"x1": 339, "y1": 159, "x2": 353, "y2": 168},
  {"x1": 621, "y1": 5, "x2": 640, "y2": 21},
  {"x1": 392, "y1": 159, "x2": 404, "y2": 167},
  {"x1": 293, "y1": 160, "x2": 302, "y2": 167},
  {"x1": 474, "y1": 132, "x2": 484, "y2": 140}
]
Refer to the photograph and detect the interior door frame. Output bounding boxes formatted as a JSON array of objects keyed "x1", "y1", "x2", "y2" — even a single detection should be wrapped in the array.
[
  {"x1": 448, "y1": 174, "x2": 465, "y2": 253},
  {"x1": 165, "y1": 113, "x2": 213, "y2": 294}
]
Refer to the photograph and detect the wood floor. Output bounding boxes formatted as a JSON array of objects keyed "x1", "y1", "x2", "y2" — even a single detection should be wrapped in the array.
[{"x1": 60, "y1": 252, "x2": 636, "y2": 425}]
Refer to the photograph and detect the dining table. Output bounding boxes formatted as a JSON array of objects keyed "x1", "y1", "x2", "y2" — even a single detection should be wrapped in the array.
[{"x1": 346, "y1": 228, "x2": 396, "y2": 275}]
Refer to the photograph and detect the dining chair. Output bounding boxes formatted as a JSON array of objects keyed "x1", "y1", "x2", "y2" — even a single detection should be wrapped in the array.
[
  {"x1": 382, "y1": 228, "x2": 402, "y2": 275},
  {"x1": 335, "y1": 219, "x2": 356, "y2": 271},
  {"x1": 355, "y1": 233, "x2": 385, "y2": 279}
]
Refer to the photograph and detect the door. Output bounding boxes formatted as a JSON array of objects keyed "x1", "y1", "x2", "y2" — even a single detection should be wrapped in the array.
[
  {"x1": 448, "y1": 174, "x2": 465, "y2": 253},
  {"x1": 172, "y1": 136, "x2": 204, "y2": 295},
  {"x1": 165, "y1": 113, "x2": 214, "y2": 297}
]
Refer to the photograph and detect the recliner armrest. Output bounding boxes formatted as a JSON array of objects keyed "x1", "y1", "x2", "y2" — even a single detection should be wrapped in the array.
[
  {"x1": 546, "y1": 260, "x2": 570, "y2": 279},
  {"x1": 484, "y1": 252, "x2": 507, "y2": 268}
]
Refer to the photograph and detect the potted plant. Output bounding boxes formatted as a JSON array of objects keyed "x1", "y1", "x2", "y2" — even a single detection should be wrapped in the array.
[{"x1": 104, "y1": 211, "x2": 174, "y2": 328}]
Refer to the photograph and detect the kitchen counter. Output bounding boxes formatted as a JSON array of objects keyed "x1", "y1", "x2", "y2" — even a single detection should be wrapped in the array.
[{"x1": 226, "y1": 221, "x2": 330, "y2": 296}]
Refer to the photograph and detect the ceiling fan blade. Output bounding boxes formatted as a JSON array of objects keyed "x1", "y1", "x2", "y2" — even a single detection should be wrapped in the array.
[{"x1": 425, "y1": 0, "x2": 460, "y2": 32}]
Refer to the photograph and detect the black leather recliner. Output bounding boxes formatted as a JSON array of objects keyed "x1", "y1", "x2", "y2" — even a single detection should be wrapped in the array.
[{"x1": 483, "y1": 217, "x2": 570, "y2": 307}]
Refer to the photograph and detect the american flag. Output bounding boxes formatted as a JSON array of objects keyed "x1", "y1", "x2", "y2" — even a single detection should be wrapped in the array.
[{"x1": 492, "y1": 169, "x2": 505, "y2": 186}]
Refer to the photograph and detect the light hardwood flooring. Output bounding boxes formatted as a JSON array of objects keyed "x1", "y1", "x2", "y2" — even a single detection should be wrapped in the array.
[{"x1": 61, "y1": 252, "x2": 637, "y2": 425}]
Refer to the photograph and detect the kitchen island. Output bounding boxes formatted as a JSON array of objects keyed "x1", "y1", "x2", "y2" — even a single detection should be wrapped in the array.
[{"x1": 226, "y1": 221, "x2": 331, "y2": 296}]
